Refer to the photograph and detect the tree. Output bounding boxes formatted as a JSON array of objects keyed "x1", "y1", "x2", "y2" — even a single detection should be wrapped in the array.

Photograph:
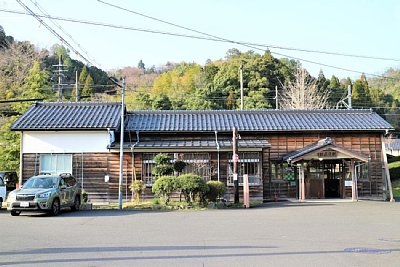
[
  {"x1": 328, "y1": 75, "x2": 346, "y2": 107},
  {"x1": 352, "y1": 73, "x2": 371, "y2": 108},
  {"x1": 81, "y1": 75, "x2": 94, "y2": 100},
  {"x1": 137, "y1": 59, "x2": 145, "y2": 70},
  {"x1": 152, "y1": 153, "x2": 174, "y2": 177},
  {"x1": 152, "y1": 94, "x2": 172, "y2": 110},
  {"x1": 279, "y1": 68, "x2": 330, "y2": 109},
  {"x1": 14, "y1": 60, "x2": 52, "y2": 113}
]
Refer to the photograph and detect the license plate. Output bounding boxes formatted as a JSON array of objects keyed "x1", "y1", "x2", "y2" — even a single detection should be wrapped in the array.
[{"x1": 20, "y1": 201, "x2": 29, "y2": 207}]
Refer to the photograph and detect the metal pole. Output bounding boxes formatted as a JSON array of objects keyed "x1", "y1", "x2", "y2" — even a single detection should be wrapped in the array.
[
  {"x1": 348, "y1": 85, "x2": 352, "y2": 109},
  {"x1": 75, "y1": 70, "x2": 79, "y2": 102},
  {"x1": 240, "y1": 65, "x2": 244, "y2": 110},
  {"x1": 58, "y1": 56, "x2": 62, "y2": 102},
  {"x1": 118, "y1": 78, "x2": 126, "y2": 210},
  {"x1": 233, "y1": 127, "x2": 239, "y2": 204},
  {"x1": 275, "y1": 85, "x2": 278, "y2": 110}
]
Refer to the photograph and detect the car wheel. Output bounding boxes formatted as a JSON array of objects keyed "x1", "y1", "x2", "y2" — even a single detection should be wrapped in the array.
[
  {"x1": 71, "y1": 195, "x2": 80, "y2": 211},
  {"x1": 11, "y1": 211, "x2": 21, "y2": 216},
  {"x1": 50, "y1": 198, "x2": 60, "y2": 216}
]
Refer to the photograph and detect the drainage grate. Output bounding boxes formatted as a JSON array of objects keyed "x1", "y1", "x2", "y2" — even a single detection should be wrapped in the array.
[{"x1": 344, "y1": 247, "x2": 391, "y2": 254}]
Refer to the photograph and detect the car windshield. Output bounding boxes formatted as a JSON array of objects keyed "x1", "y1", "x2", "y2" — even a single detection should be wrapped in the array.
[{"x1": 23, "y1": 177, "x2": 58, "y2": 189}]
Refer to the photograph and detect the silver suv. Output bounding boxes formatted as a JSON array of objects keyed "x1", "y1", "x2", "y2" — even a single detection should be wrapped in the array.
[{"x1": 7, "y1": 173, "x2": 81, "y2": 216}]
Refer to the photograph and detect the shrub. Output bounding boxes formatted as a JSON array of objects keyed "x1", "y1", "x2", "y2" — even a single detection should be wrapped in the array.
[
  {"x1": 152, "y1": 153, "x2": 174, "y2": 177},
  {"x1": 173, "y1": 160, "x2": 186, "y2": 174},
  {"x1": 130, "y1": 180, "x2": 146, "y2": 202},
  {"x1": 82, "y1": 190, "x2": 88, "y2": 203},
  {"x1": 178, "y1": 174, "x2": 209, "y2": 204},
  {"x1": 206, "y1": 181, "x2": 226, "y2": 202},
  {"x1": 152, "y1": 176, "x2": 178, "y2": 204}
]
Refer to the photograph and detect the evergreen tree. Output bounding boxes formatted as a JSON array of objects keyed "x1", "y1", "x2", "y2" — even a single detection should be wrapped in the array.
[
  {"x1": 137, "y1": 59, "x2": 145, "y2": 70},
  {"x1": 81, "y1": 75, "x2": 94, "y2": 100}
]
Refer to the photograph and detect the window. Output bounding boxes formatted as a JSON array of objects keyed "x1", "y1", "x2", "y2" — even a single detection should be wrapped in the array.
[
  {"x1": 178, "y1": 153, "x2": 211, "y2": 181},
  {"x1": 142, "y1": 153, "x2": 211, "y2": 185},
  {"x1": 271, "y1": 162, "x2": 292, "y2": 181},
  {"x1": 356, "y1": 162, "x2": 369, "y2": 181},
  {"x1": 228, "y1": 152, "x2": 261, "y2": 185},
  {"x1": 40, "y1": 154, "x2": 72, "y2": 175}
]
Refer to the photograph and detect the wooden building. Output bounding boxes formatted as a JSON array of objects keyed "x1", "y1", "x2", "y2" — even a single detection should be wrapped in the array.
[{"x1": 11, "y1": 102, "x2": 394, "y2": 203}]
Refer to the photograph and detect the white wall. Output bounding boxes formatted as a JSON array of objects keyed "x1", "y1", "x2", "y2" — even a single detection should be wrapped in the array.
[{"x1": 22, "y1": 131, "x2": 110, "y2": 153}]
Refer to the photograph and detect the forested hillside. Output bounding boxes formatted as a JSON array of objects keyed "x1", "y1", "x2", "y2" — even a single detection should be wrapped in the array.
[{"x1": 1, "y1": 24, "x2": 399, "y2": 171}]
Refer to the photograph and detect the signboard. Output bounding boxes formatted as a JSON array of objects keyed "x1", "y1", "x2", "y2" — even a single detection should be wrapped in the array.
[
  {"x1": 345, "y1": 180, "x2": 352, "y2": 187},
  {"x1": 284, "y1": 167, "x2": 295, "y2": 181},
  {"x1": 317, "y1": 151, "x2": 338, "y2": 158}
]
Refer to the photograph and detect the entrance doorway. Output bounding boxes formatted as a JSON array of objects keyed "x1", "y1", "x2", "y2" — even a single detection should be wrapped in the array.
[{"x1": 306, "y1": 160, "x2": 344, "y2": 199}]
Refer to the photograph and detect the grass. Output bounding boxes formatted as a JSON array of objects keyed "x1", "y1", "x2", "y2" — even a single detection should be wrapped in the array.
[
  {"x1": 392, "y1": 179, "x2": 400, "y2": 198},
  {"x1": 92, "y1": 199, "x2": 264, "y2": 210}
]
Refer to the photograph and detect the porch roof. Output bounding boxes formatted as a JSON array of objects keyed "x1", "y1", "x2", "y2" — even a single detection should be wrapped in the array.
[
  {"x1": 283, "y1": 137, "x2": 369, "y2": 163},
  {"x1": 109, "y1": 139, "x2": 270, "y2": 150}
]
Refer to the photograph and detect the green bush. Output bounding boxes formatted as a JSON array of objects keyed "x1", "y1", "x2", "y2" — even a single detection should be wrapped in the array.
[
  {"x1": 82, "y1": 190, "x2": 88, "y2": 203},
  {"x1": 178, "y1": 174, "x2": 209, "y2": 204},
  {"x1": 152, "y1": 153, "x2": 174, "y2": 177},
  {"x1": 173, "y1": 160, "x2": 186, "y2": 174},
  {"x1": 130, "y1": 180, "x2": 146, "y2": 202},
  {"x1": 152, "y1": 176, "x2": 178, "y2": 204},
  {"x1": 206, "y1": 181, "x2": 226, "y2": 202}
]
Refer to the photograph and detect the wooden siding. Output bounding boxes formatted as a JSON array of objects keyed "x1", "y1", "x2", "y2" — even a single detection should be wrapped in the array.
[{"x1": 20, "y1": 131, "x2": 386, "y2": 202}]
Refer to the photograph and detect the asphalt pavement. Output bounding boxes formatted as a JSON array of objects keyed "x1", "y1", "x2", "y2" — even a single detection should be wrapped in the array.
[{"x1": 0, "y1": 201, "x2": 400, "y2": 267}]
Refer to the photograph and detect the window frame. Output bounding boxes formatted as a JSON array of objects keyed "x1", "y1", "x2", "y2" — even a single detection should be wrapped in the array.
[{"x1": 39, "y1": 154, "x2": 73, "y2": 176}]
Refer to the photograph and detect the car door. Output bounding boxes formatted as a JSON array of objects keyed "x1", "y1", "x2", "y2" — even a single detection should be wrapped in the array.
[
  {"x1": 59, "y1": 178, "x2": 69, "y2": 207},
  {"x1": 65, "y1": 177, "x2": 75, "y2": 205},
  {"x1": 0, "y1": 177, "x2": 6, "y2": 203}
]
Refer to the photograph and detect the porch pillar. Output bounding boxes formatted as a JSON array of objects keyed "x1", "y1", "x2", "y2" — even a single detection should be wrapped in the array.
[
  {"x1": 299, "y1": 163, "x2": 305, "y2": 202},
  {"x1": 351, "y1": 159, "x2": 358, "y2": 202}
]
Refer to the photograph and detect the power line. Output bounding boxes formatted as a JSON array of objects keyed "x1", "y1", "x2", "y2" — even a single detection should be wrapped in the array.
[
  {"x1": 2, "y1": 8, "x2": 399, "y2": 81},
  {"x1": 27, "y1": 0, "x2": 99, "y2": 67},
  {"x1": 95, "y1": 1, "x2": 400, "y2": 80},
  {"x1": 14, "y1": 2, "x2": 94, "y2": 67},
  {"x1": 97, "y1": 0, "x2": 400, "y2": 63}
]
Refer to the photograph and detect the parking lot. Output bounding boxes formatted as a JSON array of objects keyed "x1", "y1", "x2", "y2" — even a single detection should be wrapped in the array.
[{"x1": 0, "y1": 201, "x2": 400, "y2": 267}]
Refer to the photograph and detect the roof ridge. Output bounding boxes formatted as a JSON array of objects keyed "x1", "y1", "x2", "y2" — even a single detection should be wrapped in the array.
[
  {"x1": 36, "y1": 101, "x2": 121, "y2": 107},
  {"x1": 127, "y1": 109, "x2": 374, "y2": 114}
]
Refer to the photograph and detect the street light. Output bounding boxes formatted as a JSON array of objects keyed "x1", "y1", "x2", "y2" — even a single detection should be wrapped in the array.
[{"x1": 109, "y1": 77, "x2": 125, "y2": 210}]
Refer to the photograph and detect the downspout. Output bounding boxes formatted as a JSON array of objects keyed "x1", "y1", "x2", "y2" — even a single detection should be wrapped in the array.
[
  {"x1": 19, "y1": 131, "x2": 23, "y2": 186},
  {"x1": 130, "y1": 131, "x2": 140, "y2": 201},
  {"x1": 130, "y1": 131, "x2": 140, "y2": 181},
  {"x1": 381, "y1": 134, "x2": 394, "y2": 202},
  {"x1": 215, "y1": 131, "x2": 220, "y2": 182}
]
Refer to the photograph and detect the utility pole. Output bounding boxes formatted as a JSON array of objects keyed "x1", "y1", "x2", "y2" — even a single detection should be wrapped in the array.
[
  {"x1": 239, "y1": 65, "x2": 244, "y2": 110},
  {"x1": 118, "y1": 78, "x2": 126, "y2": 210},
  {"x1": 275, "y1": 85, "x2": 279, "y2": 110},
  {"x1": 53, "y1": 55, "x2": 67, "y2": 102},
  {"x1": 75, "y1": 70, "x2": 80, "y2": 102},
  {"x1": 348, "y1": 85, "x2": 352, "y2": 109},
  {"x1": 335, "y1": 85, "x2": 353, "y2": 109},
  {"x1": 232, "y1": 127, "x2": 239, "y2": 204}
]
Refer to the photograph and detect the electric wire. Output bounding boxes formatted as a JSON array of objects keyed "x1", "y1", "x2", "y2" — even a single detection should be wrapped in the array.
[
  {"x1": 27, "y1": 0, "x2": 99, "y2": 67},
  {"x1": 2, "y1": 8, "x2": 399, "y2": 80}
]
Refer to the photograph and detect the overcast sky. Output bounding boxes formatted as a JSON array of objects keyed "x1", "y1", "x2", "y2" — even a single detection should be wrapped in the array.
[{"x1": 1, "y1": 0, "x2": 400, "y2": 79}]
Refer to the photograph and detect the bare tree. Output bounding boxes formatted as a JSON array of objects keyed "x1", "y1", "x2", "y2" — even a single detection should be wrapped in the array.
[{"x1": 279, "y1": 68, "x2": 330, "y2": 109}]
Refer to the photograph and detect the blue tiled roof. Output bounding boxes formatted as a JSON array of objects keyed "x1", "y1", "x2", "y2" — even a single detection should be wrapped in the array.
[
  {"x1": 385, "y1": 138, "x2": 400, "y2": 150},
  {"x1": 126, "y1": 109, "x2": 393, "y2": 132},
  {"x1": 11, "y1": 102, "x2": 122, "y2": 130}
]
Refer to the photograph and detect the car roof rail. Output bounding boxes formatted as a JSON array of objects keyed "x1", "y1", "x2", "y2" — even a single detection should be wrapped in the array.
[
  {"x1": 59, "y1": 173, "x2": 73, "y2": 178},
  {"x1": 39, "y1": 172, "x2": 52, "y2": 175}
]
